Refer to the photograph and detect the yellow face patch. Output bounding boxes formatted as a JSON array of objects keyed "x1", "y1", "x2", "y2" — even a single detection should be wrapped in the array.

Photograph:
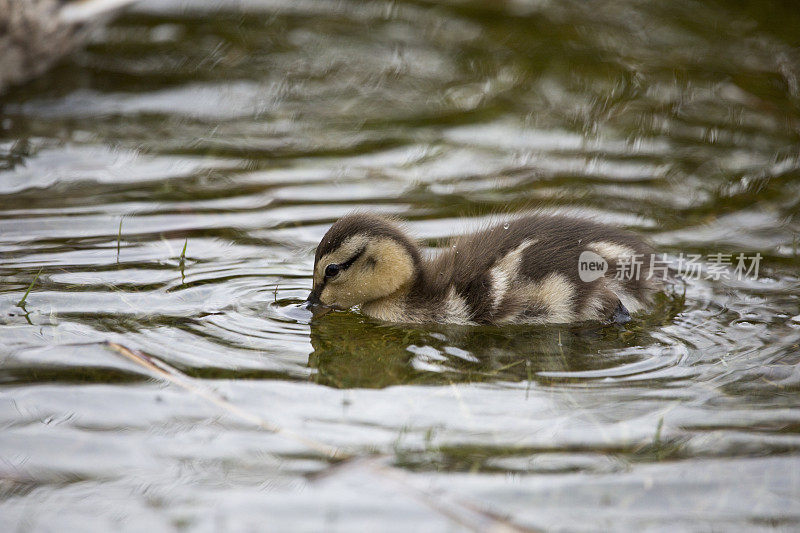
[
  {"x1": 313, "y1": 234, "x2": 369, "y2": 289},
  {"x1": 313, "y1": 234, "x2": 415, "y2": 309}
]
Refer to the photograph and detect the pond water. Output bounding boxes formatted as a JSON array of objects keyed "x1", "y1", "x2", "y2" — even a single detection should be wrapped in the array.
[{"x1": 2, "y1": 0, "x2": 800, "y2": 530}]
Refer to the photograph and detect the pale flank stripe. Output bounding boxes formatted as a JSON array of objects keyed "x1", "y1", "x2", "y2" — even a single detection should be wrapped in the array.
[
  {"x1": 525, "y1": 272, "x2": 576, "y2": 323},
  {"x1": 489, "y1": 239, "x2": 537, "y2": 311},
  {"x1": 444, "y1": 286, "x2": 474, "y2": 325},
  {"x1": 587, "y1": 241, "x2": 637, "y2": 262}
]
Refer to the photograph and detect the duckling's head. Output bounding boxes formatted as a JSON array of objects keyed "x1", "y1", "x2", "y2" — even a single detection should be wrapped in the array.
[{"x1": 305, "y1": 214, "x2": 421, "y2": 316}]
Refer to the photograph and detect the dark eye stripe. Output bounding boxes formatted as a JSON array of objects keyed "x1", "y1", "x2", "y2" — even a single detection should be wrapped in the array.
[
  {"x1": 339, "y1": 246, "x2": 366, "y2": 271},
  {"x1": 318, "y1": 246, "x2": 367, "y2": 291}
]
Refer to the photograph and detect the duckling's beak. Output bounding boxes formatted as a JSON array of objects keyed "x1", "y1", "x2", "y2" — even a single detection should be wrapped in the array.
[{"x1": 303, "y1": 291, "x2": 333, "y2": 318}]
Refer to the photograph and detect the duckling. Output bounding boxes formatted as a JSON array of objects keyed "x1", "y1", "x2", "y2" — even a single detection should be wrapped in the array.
[
  {"x1": 304, "y1": 213, "x2": 661, "y2": 325},
  {"x1": 0, "y1": 0, "x2": 138, "y2": 94}
]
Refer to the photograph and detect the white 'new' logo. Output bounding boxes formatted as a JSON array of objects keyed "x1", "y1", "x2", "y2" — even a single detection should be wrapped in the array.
[{"x1": 578, "y1": 250, "x2": 608, "y2": 282}]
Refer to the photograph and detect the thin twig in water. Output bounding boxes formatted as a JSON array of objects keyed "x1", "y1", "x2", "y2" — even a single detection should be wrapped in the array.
[
  {"x1": 17, "y1": 268, "x2": 42, "y2": 307},
  {"x1": 105, "y1": 341, "x2": 343, "y2": 459},
  {"x1": 102, "y1": 341, "x2": 539, "y2": 532},
  {"x1": 653, "y1": 416, "x2": 665, "y2": 460},
  {"x1": 117, "y1": 216, "x2": 124, "y2": 263},
  {"x1": 654, "y1": 417, "x2": 664, "y2": 447},
  {"x1": 179, "y1": 238, "x2": 188, "y2": 284}
]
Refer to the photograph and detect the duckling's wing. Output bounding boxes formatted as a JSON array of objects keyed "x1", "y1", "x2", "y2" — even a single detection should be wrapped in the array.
[{"x1": 505, "y1": 215, "x2": 658, "y2": 324}]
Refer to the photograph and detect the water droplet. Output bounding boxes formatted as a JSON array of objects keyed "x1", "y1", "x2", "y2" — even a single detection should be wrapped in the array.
[{"x1": 503, "y1": 222, "x2": 510, "y2": 229}]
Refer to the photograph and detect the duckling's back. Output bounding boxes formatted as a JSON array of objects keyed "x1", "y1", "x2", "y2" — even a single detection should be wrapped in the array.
[{"x1": 418, "y1": 215, "x2": 660, "y2": 325}]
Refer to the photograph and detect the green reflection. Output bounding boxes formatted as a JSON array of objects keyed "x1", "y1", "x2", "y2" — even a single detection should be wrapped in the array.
[{"x1": 308, "y1": 292, "x2": 682, "y2": 389}]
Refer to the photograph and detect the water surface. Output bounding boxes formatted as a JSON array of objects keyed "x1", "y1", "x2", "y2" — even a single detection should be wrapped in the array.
[{"x1": 2, "y1": 0, "x2": 800, "y2": 530}]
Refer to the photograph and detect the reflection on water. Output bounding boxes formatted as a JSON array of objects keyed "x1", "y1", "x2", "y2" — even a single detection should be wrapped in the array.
[
  {"x1": 2, "y1": 0, "x2": 800, "y2": 530},
  {"x1": 308, "y1": 290, "x2": 684, "y2": 389}
]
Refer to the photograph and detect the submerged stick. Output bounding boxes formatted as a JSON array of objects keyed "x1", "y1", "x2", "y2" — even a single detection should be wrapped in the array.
[
  {"x1": 103, "y1": 341, "x2": 539, "y2": 532},
  {"x1": 105, "y1": 341, "x2": 344, "y2": 459}
]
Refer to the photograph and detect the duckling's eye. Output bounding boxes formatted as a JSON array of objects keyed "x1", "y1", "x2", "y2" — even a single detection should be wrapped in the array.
[{"x1": 324, "y1": 263, "x2": 341, "y2": 278}]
